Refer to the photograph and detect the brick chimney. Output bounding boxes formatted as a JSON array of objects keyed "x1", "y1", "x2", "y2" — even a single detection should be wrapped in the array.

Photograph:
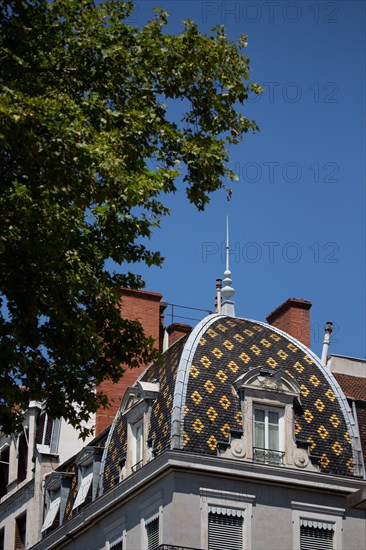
[
  {"x1": 165, "y1": 322, "x2": 192, "y2": 348},
  {"x1": 96, "y1": 289, "x2": 163, "y2": 435},
  {"x1": 266, "y1": 298, "x2": 312, "y2": 348}
]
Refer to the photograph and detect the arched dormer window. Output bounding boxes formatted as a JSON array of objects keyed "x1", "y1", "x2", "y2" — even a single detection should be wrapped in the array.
[
  {"x1": 218, "y1": 368, "x2": 319, "y2": 472},
  {"x1": 120, "y1": 381, "x2": 159, "y2": 477}
]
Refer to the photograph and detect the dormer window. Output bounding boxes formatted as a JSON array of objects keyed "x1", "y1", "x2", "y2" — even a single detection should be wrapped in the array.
[
  {"x1": 218, "y1": 367, "x2": 319, "y2": 472},
  {"x1": 120, "y1": 381, "x2": 159, "y2": 477},
  {"x1": 72, "y1": 447, "x2": 103, "y2": 511},
  {"x1": 41, "y1": 471, "x2": 73, "y2": 535}
]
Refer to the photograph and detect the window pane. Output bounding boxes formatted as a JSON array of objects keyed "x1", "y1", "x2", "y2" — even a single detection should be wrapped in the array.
[
  {"x1": 268, "y1": 424, "x2": 279, "y2": 451},
  {"x1": 254, "y1": 421, "x2": 265, "y2": 448},
  {"x1": 268, "y1": 411, "x2": 279, "y2": 425},
  {"x1": 254, "y1": 409, "x2": 265, "y2": 422}
]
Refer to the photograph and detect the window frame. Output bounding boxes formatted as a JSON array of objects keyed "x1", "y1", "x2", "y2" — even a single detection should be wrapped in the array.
[
  {"x1": 252, "y1": 404, "x2": 284, "y2": 465},
  {"x1": 200, "y1": 487, "x2": 255, "y2": 550},
  {"x1": 292, "y1": 501, "x2": 344, "y2": 550},
  {"x1": 208, "y1": 507, "x2": 244, "y2": 550}
]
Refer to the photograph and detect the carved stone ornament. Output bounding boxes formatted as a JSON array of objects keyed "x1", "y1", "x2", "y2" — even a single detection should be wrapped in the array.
[
  {"x1": 231, "y1": 438, "x2": 246, "y2": 458},
  {"x1": 293, "y1": 448, "x2": 309, "y2": 468},
  {"x1": 260, "y1": 377, "x2": 283, "y2": 392}
]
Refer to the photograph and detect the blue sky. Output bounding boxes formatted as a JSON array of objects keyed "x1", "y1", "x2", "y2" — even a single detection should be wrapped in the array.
[{"x1": 125, "y1": 1, "x2": 365, "y2": 359}]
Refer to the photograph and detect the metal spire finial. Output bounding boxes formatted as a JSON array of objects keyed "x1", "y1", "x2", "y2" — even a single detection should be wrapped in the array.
[{"x1": 221, "y1": 217, "x2": 235, "y2": 316}]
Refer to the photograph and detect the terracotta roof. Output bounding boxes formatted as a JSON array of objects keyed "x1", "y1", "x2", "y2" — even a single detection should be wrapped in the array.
[{"x1": 333, "y1": 373, "x2": 366, "y2": 402}]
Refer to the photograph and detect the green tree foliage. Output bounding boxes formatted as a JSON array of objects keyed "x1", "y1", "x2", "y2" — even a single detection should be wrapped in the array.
[{"x1": 0, "y1": 0, "x2": 262, "y2": 435}]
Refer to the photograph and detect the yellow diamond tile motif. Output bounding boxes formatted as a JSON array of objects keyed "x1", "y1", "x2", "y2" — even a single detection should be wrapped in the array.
[
  {"x1": 163, "y1": 386, "x2": 169, "y2": 398},
  {"x1": 303, "y1": 355, "x2": 314, "y2": 364},
  {"x1": 226, "y1": 320, "x2": 236, "y2": 327},
  {"x1": 309, "y1": 375, "x2": 320, "y2": 387},
  {"x1": 266, "y1": 357, "x2": 278, "y2": 368},
  {"x1": 104, "y1": 465, "x2": 111, "y2": 480},
  {"x1": 223, "y1": 339, "x2": 234, "y2": 350},
  {"x1": 244, "y1": 329, "x2": 254, "y2": 336},
  {"x1": 112, "y1": 448, "x2": 117, "y2": 461},
  {"x1": 228, "y1": 360, "x2": 239, "y2": 373},
  {"x1": 239, "y1": 352, "x2": 250, "y2": 364},
  {"x1": 190, "y1": 365, "x2": 200, "y2": 378},
  {"x1": 191, "y1": 390, "x2": 202, "y2": 405},
  {"x1": 212, "y1": 347, "x2": 223, "y2": 359},
  {"x1": 206, "y1": 406, "x2": 218, "y2": 421},
  {"x1": 219, "y1": 395, "x2": 231, "y2": 410},
  {"x1": 332, "y1": 441, "x2": 343, "y2": 456},
  {"x1": 277, "y1": 349, "x2": 289, "y2": 360},
  {"x1": 293, "y1": 361, "x2": 304, "y2": 373},
  {"x1": 304, "y1": 410, "x2": 314, "y2": 423},
  {"x1": 294, "y1": 420, "x2": 302, "y2": 435},
  {"x1": 251, "y1": 345, "x2": 261, "y2": 356},
  {"x1": 167, "y1": 395, "x2": 172, "y2": 408},
  {"x1": 207, "y1": 435, "x2": 217, "y2": 450},
  {"x1": 344, "y1": 431, "x2": 351, "y2": 443},
  {"x1": 287, "y1": 343, "x2": 298, "y2": 352},
  {"x1": 325, "y1": 389, "x2": 336, "y2": 402},
  {"x1": 199, "y1": 338, "x2": 207, "y2": 346},
  {"x1": 307, "y1": 437, "x2": 316, "y2": 451},
  {"x1": 158, "y1": 412, "x2": 164, "y2": 427},
  {"x1": 221, "y1": 423, "x2": 231, "y2": 438},
  {"x1": 285, "y1": 369, "x2": 294, "y2": 378},
  {"x1": 300, "y1": 384, "x2": 310, "y2": 397},
  {"x1": 184, "y1": 406, "x2": 189, "y2": 417},
  {"x1": 314, "y1": 399, "x2": 325, "y2": 412},
  {"x1": 154, "y1": 403, "x2": 160, "y2": 415},
  {"x1": 163, "y1": 422, "x2": 169, "y2": 436},
  {"x1": 192, "y1": 418, "x2": 204, "y2": 433},
  {"x1": 270, "y1": 333, "x2": 281, "y2": 342},
  {"x1": 260, "y1": 338, "x2": 271, "y2": 348},
  {"x1": 346, "y1": 457, "x2": 354, "y2": 473},
  {"x1": 236, "y1": 411, "x2": 242, "y2": 425},
  {"x1": 217, "y1": 323, "x2": 228, "y2": 332},
  {"x1": 216, "y1": 369, "x2": 228, "y2": 383},
  {"x1": 318, "y1": 425, "x2": 329, "y2": 439},
  {"x1": 200, "y1": 356, "x2": 212, "y2": 368},
  {"x1": 253, "y1": 325, "x2": 263, "y2": 332},
  {"x1": 329, "y1": 414, "x2": 340, "y2": 428},
  {"x1": 234, "y1": 333, "x2": 244, "y2": 343},
  {"x1": 320, "y1": 453, "x2": 330, "y2": 469},
  {"x1": 207, "y1": 328, "x2": 218, "y2": 338},
  {"x1": 204, "y1": 379, "x2": 215, "y2": 393}
]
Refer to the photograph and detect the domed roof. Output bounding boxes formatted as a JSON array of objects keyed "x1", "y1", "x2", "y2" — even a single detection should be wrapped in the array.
[{"x1": 100, "y1": 314, "x2": 357, "y2": 493}]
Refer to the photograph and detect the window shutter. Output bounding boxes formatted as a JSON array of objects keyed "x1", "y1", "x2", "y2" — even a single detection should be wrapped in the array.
[
  {"x1": 41, "y1": 496, "x2": 61, "y2": 533},
  {"x1": 300, "y1": 525, "x2": 334, "y2": 550},
  {"x1": 146, "y1": 517, "x2": 159, "y2": 550},
  {"x1": 208, "y1": 512, "x2": 243, "y2": 550},
  {"x1": 72, "y1": 471, "x2": 93, "y2": 509}
]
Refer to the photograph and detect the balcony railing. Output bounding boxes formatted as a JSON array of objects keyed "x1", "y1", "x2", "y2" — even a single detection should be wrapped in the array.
[
  {"x1": 158, "y1": 546, "x2": 202, "y2": 550},
  {"x1": 131, "y1": 460, "x2": 143, "y2": 473},
  {"x1": 253, "y1": 447, "x2": 285, "y2": 465}
]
